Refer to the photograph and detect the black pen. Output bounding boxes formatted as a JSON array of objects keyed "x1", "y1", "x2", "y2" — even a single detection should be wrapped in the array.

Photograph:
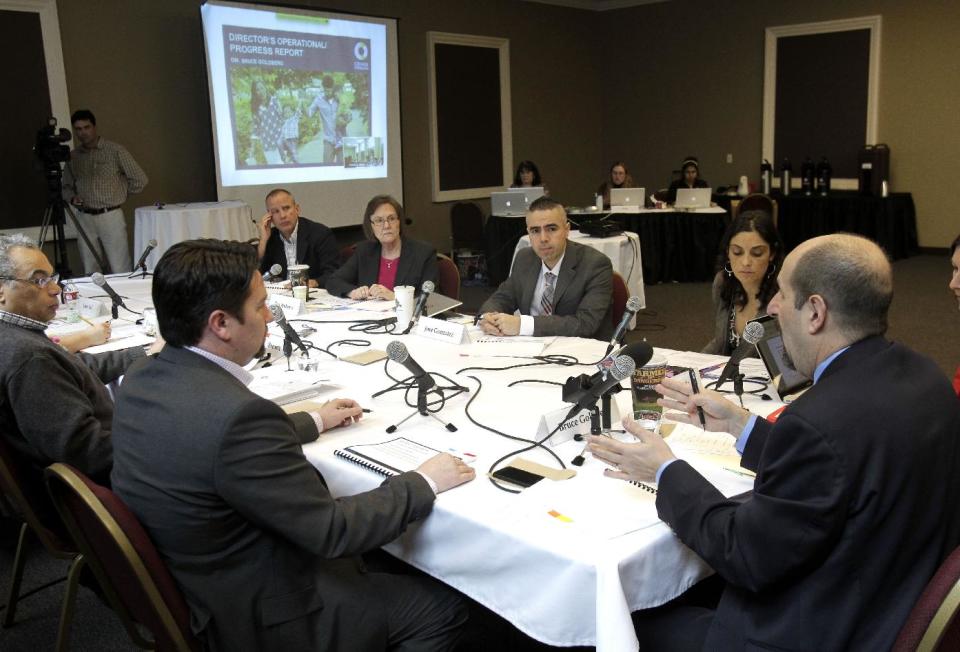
[
  {"x1": 688, "y1": 368, "x2": 707, "y2": 430},
  {"x1": 362, "y1": 408, "x2": 372, "y2": 413}
]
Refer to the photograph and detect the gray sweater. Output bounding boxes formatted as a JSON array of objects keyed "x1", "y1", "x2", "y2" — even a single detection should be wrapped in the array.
[{"x1": 0, "y1": 320, "x2": 144, "y2": 483}]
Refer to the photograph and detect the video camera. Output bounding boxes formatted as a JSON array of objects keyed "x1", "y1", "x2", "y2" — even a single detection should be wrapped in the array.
[{"x1": 34, "y1": 117, "x2": 71, "y2": 168}]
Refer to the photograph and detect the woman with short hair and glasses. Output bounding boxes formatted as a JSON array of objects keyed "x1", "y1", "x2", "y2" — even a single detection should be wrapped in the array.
[{"x1": 326, "y1": 195, "x2": 438, "y2": 301}]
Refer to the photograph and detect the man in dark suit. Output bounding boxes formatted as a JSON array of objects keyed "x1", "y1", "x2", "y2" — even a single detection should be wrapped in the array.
[
  {"x1": 111, "y1": 239, "x2": 475, "y2": 651},
  {"x1": 257, "y1": 188, "x2": 339, "y2": 287},
  {"x1": 479, "y1": 197, "x2": 613, "y2": 340},
  {"x1": 589, "y1": 234, "x2": 960, "y2": 651}
]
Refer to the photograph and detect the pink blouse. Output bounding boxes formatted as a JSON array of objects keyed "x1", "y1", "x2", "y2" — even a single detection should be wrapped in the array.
[{"x1": 378, "y1": 256, "x2": 399, "y2": 290}]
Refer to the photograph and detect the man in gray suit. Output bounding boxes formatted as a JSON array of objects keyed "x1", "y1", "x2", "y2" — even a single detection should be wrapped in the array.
[
  {"x1": 479, "y1": 197, "x2": 613, "y2": 340},
  {"x1": 111, "y1": 239, "x2": 475, "y2": 651}
]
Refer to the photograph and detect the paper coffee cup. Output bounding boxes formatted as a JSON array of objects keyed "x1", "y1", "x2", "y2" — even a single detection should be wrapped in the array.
[
  {"x1": 293, "y1": 285, "x2": 308, "y2": 302},
  {"x1": 287, "y1": 264, "x2": 309, "y2": 287},
  {"x1": 395, "y1": 285, "x2": 415, "y2": 330},
  {"x1": 632, "y1": 353, "x2": 668, "y2": 431}
]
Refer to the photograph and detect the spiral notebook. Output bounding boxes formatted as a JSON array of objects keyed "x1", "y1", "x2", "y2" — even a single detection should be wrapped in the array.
[{"x1": 334, "y1": 437, "x2": 440, "y2": 477}]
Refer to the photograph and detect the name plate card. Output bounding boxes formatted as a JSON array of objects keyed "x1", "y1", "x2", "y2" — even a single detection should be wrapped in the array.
[
  {"x1": 77, "y1": 297, "x2": 106, "y2": 319},
  {"x1": 267, "y1": 293, "x2": 305, "y2": 319},
  {"x1": 414, "y1": 316, "x2": 467, "y2": 344},
  {"x1": 537, "y1": 401, "x2": 624, "y2": 448}
]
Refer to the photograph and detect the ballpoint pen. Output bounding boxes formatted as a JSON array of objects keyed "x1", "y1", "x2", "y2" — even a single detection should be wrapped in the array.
[{"x1": 688, "y1": 368, "x2": 707, "y2": 430}]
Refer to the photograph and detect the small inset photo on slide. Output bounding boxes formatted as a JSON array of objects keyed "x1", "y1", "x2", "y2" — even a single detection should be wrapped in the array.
[{"x1": 343, "y1": 136, "x2": 383, "y2": 168}]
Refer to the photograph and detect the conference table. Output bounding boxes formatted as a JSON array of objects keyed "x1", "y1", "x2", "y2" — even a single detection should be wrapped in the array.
[
  {"x1": 55, "y1": 276, "x2": 774, "y2": 651},
  {"x1": 512, "y1": 229, "x2": 646, "y2": 312},
  {"x1": 605, "y1": 207, "x2": 728, "y2": 284},
  {"x1": 133, "y1": 200, "x2": 257, "y2": 269},
  {"x1": 774, "y1": 191, "x2": 917, "y2": 259}
]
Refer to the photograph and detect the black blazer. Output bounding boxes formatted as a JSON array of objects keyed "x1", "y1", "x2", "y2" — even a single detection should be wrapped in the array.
[
  {"x1": 111, "y1": 346, "x2": 436, "y2": 651},
  {"x1": 326, "y1": 237, "x2": 438, "y2": 297},
  {"x1": 656, "y1": 336, "x2": 960, "y2": 650},
  {"x1": 259, "y1": 217, "x2": 339, "y2": 287}
]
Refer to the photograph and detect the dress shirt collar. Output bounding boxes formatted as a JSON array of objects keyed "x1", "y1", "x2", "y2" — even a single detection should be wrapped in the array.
[
  {"x1": 540, "y1": 252, "x2": 565, "y2": 278},
  {"x1": 280, "y1": 220, "x2": 299, "y2": 245},
  {"x1": 813, "y1": 346, "x2": 851, "y2": 383},
  {"x1": 0, "y1": 309, "x2": 48, "y2": 332},
  {"x1": 185, "y1": 345, "x2": 254, "y2": 386}
]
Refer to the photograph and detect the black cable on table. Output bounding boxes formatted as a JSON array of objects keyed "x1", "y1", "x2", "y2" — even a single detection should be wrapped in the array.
[{"x1": 461, "y1": 375, "x2": 567, "y2": 494}]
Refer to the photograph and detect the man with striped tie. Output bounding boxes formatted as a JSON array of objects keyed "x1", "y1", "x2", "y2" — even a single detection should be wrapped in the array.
[{"x1": 479, "y1": 196, "x2": 613, "y2": 340}]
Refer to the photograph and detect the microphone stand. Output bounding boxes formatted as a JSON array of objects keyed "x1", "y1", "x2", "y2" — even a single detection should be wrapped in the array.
[
  {"x1": 127, "y1": 261, "x2": 152, "y2": 279},
  {"x1": 373, "y1": 374, "x2": 467, "y2": 434},
  {"x1": 283, "y1": 337, "x2": 293, "y2": 371}
]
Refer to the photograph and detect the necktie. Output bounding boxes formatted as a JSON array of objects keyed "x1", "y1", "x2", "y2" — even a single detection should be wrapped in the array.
[{"x1": 541, "y1": 272, "x2": 556, "y2": 316}]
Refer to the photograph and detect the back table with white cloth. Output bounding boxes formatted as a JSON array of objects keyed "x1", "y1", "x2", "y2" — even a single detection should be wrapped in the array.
[
  {"x1": 511, "y1": 229, "x2": 645, "y2": 324},
  {"x1": 133, "y1": 201, "x2": 256, "y2": 269},
  {"x1": 61, "y1": 278, "x2": 772, "y2": 651}
]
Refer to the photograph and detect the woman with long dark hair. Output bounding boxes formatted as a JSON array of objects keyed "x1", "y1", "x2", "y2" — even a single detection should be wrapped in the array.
[{"x1": 703, "y1": 210, "x2": 784, "y2": 355}]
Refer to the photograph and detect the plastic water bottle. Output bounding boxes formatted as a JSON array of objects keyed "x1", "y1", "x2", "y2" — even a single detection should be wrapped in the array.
[{"x1": 61, "y1": 283, "x2": 80, "y2": 322}]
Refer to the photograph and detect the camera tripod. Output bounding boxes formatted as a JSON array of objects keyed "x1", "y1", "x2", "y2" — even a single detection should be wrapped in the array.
[{"x1": 37, "y1": 165, "x2": 108, "y2": 279}]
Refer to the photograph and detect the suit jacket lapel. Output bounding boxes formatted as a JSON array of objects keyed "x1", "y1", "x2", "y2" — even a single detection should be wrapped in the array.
[
  {"x1": 295, "y1": 220, "x2": 307, "y2": 264},
  {"x1": 552, "y1": 241, "x2": 581, "y2": 306},
  {"x1": 395, "y1": 238, "x2": 416, "y2": 288},
  {"x1": 359, "y1": 241, "x2": 381, "y2": 286}
]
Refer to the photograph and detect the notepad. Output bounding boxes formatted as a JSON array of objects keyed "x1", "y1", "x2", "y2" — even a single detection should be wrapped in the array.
[{"x1": 334, "y1": 437, "x2": 440, "y2": 477}]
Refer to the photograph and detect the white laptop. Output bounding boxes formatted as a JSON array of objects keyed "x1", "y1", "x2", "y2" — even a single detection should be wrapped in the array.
[
  {"x1": 610, "y1": 187, "x2": 646, "y2": 212},
  {"x1": 491, "y1": 191, "x2": 529, "y2": 217},
  {"x1": 674, "y1": 188, "x2": 712, "y2": 210},
  {"x1": 516, "y1": 186, "x2": 546, "y2": 205}
]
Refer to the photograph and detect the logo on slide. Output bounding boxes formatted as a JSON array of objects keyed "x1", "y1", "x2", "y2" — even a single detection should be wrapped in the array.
[{"x1": 354, "y1": 41, "x2": 369, "y2": 61}]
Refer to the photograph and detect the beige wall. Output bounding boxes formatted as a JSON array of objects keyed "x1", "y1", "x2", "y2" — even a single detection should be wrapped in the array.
[
  {"x1": 56, "y1": 0, "x2": 604, "y2": 253},
  {"x1": 598, "y1": 0, "x2": 960, "y2": 248},
  {"x1": 55, "y1": 0, "x2": 958, "y2": 251}
]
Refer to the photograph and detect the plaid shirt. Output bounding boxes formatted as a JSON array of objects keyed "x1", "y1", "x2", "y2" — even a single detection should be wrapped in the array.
[
  {"x1": 0, "y1": 309, "x2": 47, "y2": 332},
  {"x1": 63, "y1": 137, "x2": 148, "y2": 209},
  {"x1": 282, "y1": 113, "x2": 300, "y2": 141}
]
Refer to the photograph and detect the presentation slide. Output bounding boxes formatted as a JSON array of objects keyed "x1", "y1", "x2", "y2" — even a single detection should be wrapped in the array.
[{"x1": 200, "y1": 1, "x2": 402, "y2": 228}]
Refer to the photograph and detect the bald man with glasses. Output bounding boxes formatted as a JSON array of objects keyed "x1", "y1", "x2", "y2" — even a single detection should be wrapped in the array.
[{"x1": 0, "y1": 234, "x2": 157, "y2": 495}]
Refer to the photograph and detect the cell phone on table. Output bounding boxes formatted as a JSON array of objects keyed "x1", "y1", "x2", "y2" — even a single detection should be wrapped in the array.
[{"x1": 491, "y1": 466, "x2": 543, "y2": 488}]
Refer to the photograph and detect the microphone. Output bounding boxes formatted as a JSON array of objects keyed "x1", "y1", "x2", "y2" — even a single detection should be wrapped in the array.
[
  {"x1": 386, "y1": 341, "x2": 436, "y2": 391},
  {"x1": 269, "y1": 304, "x2": 309, "y2": 357},
  {"x1": 91, "y1": 272, "x2": 125, "y2": 318},
  {"x1": 605, "y1": 296, "x2": 643, "y2": 355},
  {"x1": 262, "y1": 263, "x2": 282, "y2": 281},
  {"x1": 561, "y1": 354, "x2": 636, "y2": 422},
  {"x1": 714, "y1": 320, "x2": 765, "y2": 389},
  {"x1": 133, "y1": 239, "x2": 157, "y2": 272},
  {"x1": 599, "y1": 340, "x2": 653, "y2": 374},
  {"x1": 402, "y1": 280, "x2": 434, "y2": 334}
]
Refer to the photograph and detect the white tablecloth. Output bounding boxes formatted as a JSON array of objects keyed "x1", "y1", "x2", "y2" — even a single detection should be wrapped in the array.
[
  {"x1": 512, "y1": 229, "x2": 646, "y2": 322},
  {"x1": 64, "y1": 282, "x2": 770, "y2": 651},
  {"x1": 134, "y1": 201, "x2": 256, "y2": 269},
  {"x1": 275, "y1": 304, "x2": 767, "y2": 650}
]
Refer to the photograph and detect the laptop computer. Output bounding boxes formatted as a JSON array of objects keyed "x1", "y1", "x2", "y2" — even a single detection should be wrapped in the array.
[
  {"x1": 491, "y1": 191, "x2": 529, "y2": 217},
  {"x1": 426, "y1": 291, "x2": 463, "y2": 317},
  {"x1": 516, "y1": 186, "x2": 546, "y2": 205},
  {"x1": 674, "y1": 188, "x2": 712, "y2": 210},
  {"x1": 752, "y1": 315, "x2": 812, "y2": 400},
  {"x1": 610, "y1": 187, "x2": 646, "y2": 212}
]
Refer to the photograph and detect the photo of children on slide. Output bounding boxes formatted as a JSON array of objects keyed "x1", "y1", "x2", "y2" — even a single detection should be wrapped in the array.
[{"x1": 232, "y1": 70, "x2": 370, "y2": 167}]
